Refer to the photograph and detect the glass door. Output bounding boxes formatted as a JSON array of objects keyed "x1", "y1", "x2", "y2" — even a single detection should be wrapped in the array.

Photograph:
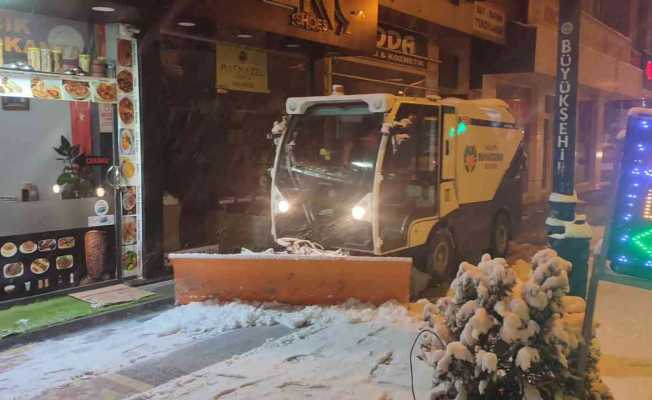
[{"x1": 378, "y1": 103, "x2": 440, "y2": 253}]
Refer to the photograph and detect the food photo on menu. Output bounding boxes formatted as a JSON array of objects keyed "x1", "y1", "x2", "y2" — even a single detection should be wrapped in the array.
[
  {"x1": 120, "y1": 158, "x2": 136, "y2": 182},
  {"x1": 119, "y1": 97, "x2": 134, "y2": 124},
  {"x1": 117, "y1": 69, "x2": 133, "y2": 93},
  {"x1": 119, "y1": 128, "x2": 135, "y2": 155},
  {"x1": 122, "y1": 186, "x2": 137, "y2": 215},
  {"x1": 62, "y1": 80, "x2": 91, "y2": 101},
  {"x1": 1, "y1": 242, "x2": 18, "y2": 258},
  {"x1": 121, "y1": 248, "x2": 138, "y2": 272},
  {"x1": 93, "y1": 81, "x2": 118, "y2": 103},
  {"x1": 3, "y1": 262, "x2": 24, "y2": 279},
  {"x1": 30, "y1": 78, "x2": 62, "y2": 100},
  {"x1": 122, "y1": 216, "x2": 137, "y2": 245},
  {"x1": 57, "y1": 237, "x2": 76, "y2": 250},
  {"x1": 38, "y1": 239, "x2": 57, "y2": 252},
  {"x1": 55, "y1": 255, "x2": 74, "y2": 270},
  {"x1": 118, "y1": 39, "x2": 133, "y2": 67},
  {"x1": 19, "y1": 240, "x2": 37, "y2": 254},
  {"x1": 0, "y1": 75, "x2": 25, "y2": 95},
  {"x1": 30, "y1": 258, "x2": 50, "y2": 275}
]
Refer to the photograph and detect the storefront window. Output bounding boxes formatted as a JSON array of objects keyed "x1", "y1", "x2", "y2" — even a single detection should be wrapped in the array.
[
  {"x1": 160, "y1": 34, "x2": 309, "y2": 253},
  {"x1": 0, "y1": 10, "x2": 143, "y2": 301}
]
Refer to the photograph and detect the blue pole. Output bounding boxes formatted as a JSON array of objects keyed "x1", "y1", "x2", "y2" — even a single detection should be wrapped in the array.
[{"x1": 546, "y1": 0, "x2": 591, "y2": 298}]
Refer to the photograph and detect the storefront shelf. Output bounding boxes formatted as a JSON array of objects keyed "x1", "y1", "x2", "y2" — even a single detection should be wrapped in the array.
[{"x1": 0, "y1": 67, "x2": 117, "y2": 84}]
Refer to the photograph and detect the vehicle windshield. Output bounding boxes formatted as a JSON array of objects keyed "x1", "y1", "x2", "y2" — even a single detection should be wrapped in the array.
[{"x1": 278, "y1": 103, "x2": 384, "y2": 187}]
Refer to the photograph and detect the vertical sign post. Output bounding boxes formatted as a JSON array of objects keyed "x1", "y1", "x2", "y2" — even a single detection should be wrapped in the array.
[{"x1": 546, "y1": 0, "x2": 592, "y2": 298}]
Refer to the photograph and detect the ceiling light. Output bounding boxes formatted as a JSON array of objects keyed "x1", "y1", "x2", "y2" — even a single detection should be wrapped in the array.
[
  {"x1": 285, "y1": 43, "x2": 301, "y2": 48},
  {"x1": 237, "y1": 33, "x2": 253, "y2": 39},
  {"x1": 91, "y1": 6, "x2": 115, "y2": 12},
  {"x1": 177, "y1": 21, "x2": 196, "y2": 27}
]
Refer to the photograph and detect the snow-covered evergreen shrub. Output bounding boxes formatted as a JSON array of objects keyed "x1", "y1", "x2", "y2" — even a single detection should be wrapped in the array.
[{"x1": 419, "y1": 250, "x2": 613, "y2": 400}]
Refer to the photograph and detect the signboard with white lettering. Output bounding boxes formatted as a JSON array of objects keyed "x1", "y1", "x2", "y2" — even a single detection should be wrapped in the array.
[
  {"x1": 552, "y1": 3, "x2": 581, "y2": 196},
  {"x1": 216, "y1": 43, "x2": 269, "y2": 94},
  {"x1": 373, "y1": 25, "x2": 427, "y2": 70},
  {"x1": 472, "y1": 1, "x2": 506, "y2": 43}
]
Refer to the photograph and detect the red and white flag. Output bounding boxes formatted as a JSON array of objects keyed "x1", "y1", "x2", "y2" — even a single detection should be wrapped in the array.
[{"x1": 70, "y1": 101, "x2": 92, "y2": 155}]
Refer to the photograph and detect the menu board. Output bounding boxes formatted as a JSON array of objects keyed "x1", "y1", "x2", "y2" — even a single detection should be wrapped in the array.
[
  {"x1": 0, "y1": 70, "x2": 117, "y2": 104},
  {"x1": 116, "y1": 31, "x2": 143, "y2": 279},
  {"x1": 0, "y1": 227, "x2": 115, "y2": 301}
]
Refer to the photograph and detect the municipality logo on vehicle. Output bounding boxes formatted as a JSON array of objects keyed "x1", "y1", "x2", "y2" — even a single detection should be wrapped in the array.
[{"x1": 464, "y1": 145, "x2": 478, "y2": 173}]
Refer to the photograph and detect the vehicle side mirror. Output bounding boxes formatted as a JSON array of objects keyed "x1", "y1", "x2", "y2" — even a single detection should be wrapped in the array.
[
  {"x1": 382, "y1": 118, "x2": 414, "y2": 136},
  {"x1": 268, "y1": 115, "x2": 288, "y2": 146}
]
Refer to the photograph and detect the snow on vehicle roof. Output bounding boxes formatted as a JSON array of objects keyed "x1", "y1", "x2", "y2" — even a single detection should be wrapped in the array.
[
  {"x1": 286, "y1": 93, "x2": 397, "y2": 114},
  {"x1": 286, "y1": 93, "x2": 515, "y2": 124}
]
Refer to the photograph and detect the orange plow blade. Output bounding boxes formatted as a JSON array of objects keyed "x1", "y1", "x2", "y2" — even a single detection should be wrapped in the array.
[{"x1": 169, "y1": 253, "x2": 412, "y2": 305}]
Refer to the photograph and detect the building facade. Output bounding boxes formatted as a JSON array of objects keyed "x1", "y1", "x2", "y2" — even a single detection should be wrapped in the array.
[
  {"x1": 326, "y1": 0, "x2": 522, "y2": 100},
  {"x1": 481, "y1": 0, "x2": 652, "y2": 203}
]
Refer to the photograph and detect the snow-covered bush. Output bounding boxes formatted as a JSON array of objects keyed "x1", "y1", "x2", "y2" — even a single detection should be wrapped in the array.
[{"x1": 419, "y1": 250, "x2": 612, "y2": 400}]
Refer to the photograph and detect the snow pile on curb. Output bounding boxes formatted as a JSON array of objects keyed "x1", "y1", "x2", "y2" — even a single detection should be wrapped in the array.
[
  {"x1": 419, "y1": 250, "x2": 613, "y2": 400},
  {"x1": 144, "y1": 299, "x2": 412, "y2": 338}
]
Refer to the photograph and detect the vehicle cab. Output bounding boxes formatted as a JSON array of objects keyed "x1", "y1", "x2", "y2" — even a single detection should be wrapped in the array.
[{"x1": 271, "y1": 87, "x2": 524, "y2": 276}]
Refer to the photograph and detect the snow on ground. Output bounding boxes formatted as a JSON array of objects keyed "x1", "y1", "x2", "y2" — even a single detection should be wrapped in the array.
[
  {"x1": 0, "y1": 302, "x2": 302, "y2": 399},
  {"x1": 594, "y1": 281, "x2": 652, "y2": 400},
  {"x1": 124, "y1": 301, "x2": 432, "y2": 400},
  {"x1": 0, "y1": 300, "x2": 432, "y2": 400}
]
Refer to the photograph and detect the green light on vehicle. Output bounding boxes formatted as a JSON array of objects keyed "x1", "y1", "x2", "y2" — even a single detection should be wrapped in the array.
[
  {"x1": 457, "y1": 122, "x2": 467, "y2": 135},
  {"x1": 448, "y1": 127, "x2": 455, "y2": 138}
]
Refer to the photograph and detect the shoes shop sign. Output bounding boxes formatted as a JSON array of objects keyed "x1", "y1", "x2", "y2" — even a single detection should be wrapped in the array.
[
  {"x1": 472, "y1": 1, "x2": 506, "y2": 44},
  {"x1": 373, "y1": 25, "x2": 427, "y2": 70},
  {"x1": 211, "y1": 0, "x2": 378, "y2": 54}
]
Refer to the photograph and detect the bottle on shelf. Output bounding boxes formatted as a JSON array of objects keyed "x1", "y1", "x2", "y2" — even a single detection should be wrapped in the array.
[{"x1": 26, "y1": 47, "x2": 41, "y2": 71}]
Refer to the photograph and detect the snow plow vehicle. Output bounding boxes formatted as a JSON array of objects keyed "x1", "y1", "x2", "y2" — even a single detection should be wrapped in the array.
[
  {"x1": 170, "y1": 88, "x2": 525, "y2": 306},
  {"x1": 271, "y1": 87, "x2": 526, "y2": 278}
]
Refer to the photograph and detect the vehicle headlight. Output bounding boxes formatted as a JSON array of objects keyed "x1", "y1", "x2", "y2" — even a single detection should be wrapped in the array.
[
  {"x1": 272, "y1": 185, "x2": 290, "y2": 215},
  {"x1": 352, "y1": 206, "x2": 366, "y2": 220},
  {"x1": 351, "y1": 193, "x2": 372, "y2": 222},
  {"x1": 278, "y1": 200, "x2": 290, "y2": 213}
]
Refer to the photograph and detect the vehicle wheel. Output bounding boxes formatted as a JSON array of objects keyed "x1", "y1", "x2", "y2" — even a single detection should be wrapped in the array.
[
  {"x1": 426, "y1": 230, "x2": 456, "y2": 281},
  {"x1": 491, "y1": 212, "x2": 511, "y2": 258}
]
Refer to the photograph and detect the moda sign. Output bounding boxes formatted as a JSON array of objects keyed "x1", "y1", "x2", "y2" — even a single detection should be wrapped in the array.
[
  {"x1": 552, "y1": 2, "x2": 581, "y2": 195},
  {"x1": 373, "y1": 25, "x2": 427, "y2": 70}
]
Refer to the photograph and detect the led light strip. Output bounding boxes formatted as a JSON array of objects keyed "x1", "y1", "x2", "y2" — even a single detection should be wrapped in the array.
[{"x1": 644, "y1": 189, "x2": 652, "y2": 220}]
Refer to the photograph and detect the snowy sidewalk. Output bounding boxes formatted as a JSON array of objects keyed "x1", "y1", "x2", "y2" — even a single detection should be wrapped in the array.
[
  {"x1": 121, "y1": 302, "x2": 432, "y2": 400},
  {"x1": 0, "y1": 302, "x2": 306, "y2": 399},
  {"x1": 0, "y1": 300, "x2": 433, "y2": 400},
  {"x1": 33, "y1": 325, "x2": 291, "y2": 400},
  {"x1": 594, "y1": 281, "x2": 652, "y2": 400}
]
